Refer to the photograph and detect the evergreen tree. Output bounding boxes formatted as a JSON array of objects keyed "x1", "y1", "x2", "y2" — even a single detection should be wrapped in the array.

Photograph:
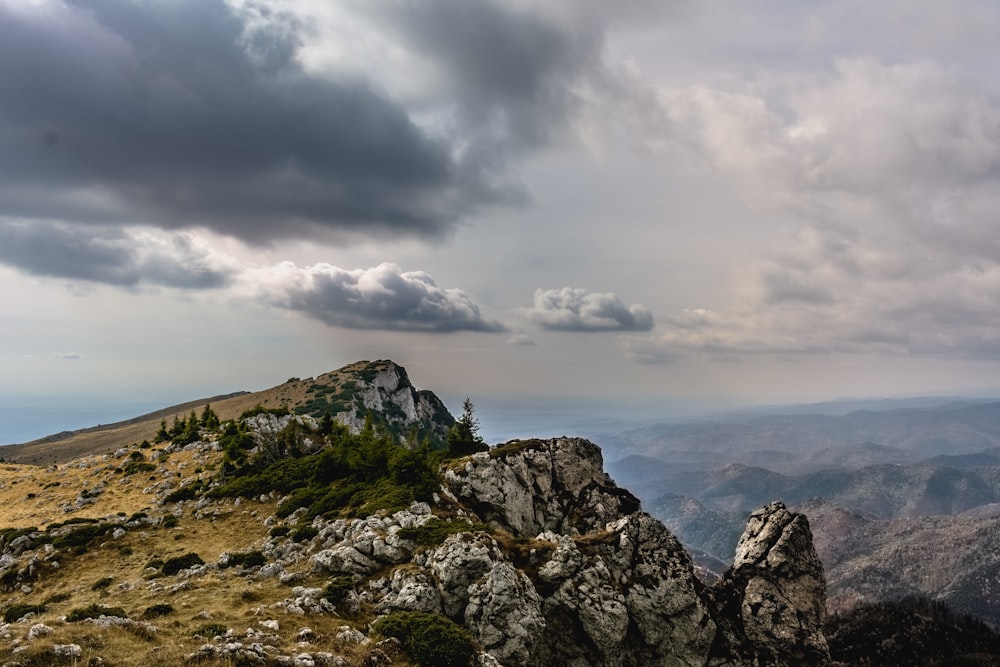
[
  {"x1": 199, "y1": 404, "x2": 220, "y2": 430},
  {"x1": 447, "y1": 398, "x2": 487, "y2": 457},
  {"x1": 154, "y1": 419, "x2": 170, "y2": 443}
]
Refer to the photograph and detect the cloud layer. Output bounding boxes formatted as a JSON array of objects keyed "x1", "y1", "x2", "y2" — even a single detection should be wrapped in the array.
[
  {"x1": 528, "y1": 287, "x2": 654, "y2": 332},
  {"x1": 627, "y1": 56, "x2": 1000, "y2": 361},
  {"x1": 0, "y1": 0, "x2": 614, "y2": 243},
  {"x1": 0, "y1": 221, "x2": 237, "y2": 288}
]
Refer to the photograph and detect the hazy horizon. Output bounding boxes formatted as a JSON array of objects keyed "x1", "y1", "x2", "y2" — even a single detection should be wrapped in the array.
[{"x1": 6, "y1": 376, "x2": 1000, "y2": 449}]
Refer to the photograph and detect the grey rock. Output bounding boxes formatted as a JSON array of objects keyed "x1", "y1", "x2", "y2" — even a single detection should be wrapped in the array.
[
  {"x1": 465, "y1": 562, "x2": 545, "y2": 665},
  {"x1": 443, "y1": 438, "x2": 640, "y2": 536},
  {"x1": 709, "y1": 502, "x2": 830, "y2": 666}
]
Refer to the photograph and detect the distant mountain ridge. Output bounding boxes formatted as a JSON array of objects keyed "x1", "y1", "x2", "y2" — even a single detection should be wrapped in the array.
[
  {"x1": 0, "y1": 360, "x2": 453, "y2": 465},
  {"x1": 604, "y1": 399, "x2": 1000, "y2": 631}
]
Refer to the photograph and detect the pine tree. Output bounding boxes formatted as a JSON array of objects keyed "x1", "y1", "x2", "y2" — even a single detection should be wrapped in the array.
[
  {"x1": 154, "y1": 419, "x2": 170, "y2": 443},
  {"x1": 447, "y1": 398, "x2": 487, "y2": 456}
]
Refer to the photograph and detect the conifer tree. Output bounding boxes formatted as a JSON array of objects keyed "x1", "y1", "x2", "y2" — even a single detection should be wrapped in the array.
[{"x1": 447, "y1": 398, "x2": 487, "y2": 456}]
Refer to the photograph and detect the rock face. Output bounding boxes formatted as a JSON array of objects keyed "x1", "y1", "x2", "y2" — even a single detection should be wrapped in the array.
[
  {"x1": 324, "y1": 360, "x2": 453, "y2": 442},
  {"x1": 708, "y1": 502, "x2": 830, "y2": 665},
  {"x1": 443, "y1": 438, "x2": 641, "y2": 536},
  {"x1": 431, "y1": 438, "x2": 829, "y2": 666}
]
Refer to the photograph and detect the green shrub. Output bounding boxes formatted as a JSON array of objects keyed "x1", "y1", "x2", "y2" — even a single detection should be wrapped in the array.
[
  {"x1": 91, "y1": 576, "x2": 113, "y2": 591},
  {"x1": 0, "y1": 569, "x2": 18, "y2": 590},
  {"x1": 164, "y1": 483, "x2": 201, "y2": 503},
  {"x1": 0, "y1": 526, "x2": 38, "y2": 548},
  {"x1": 122, "y1": 460, "x2": 157, "y2": 476},
  {"x1": 192, "y1": 622, "x2": 229, "y2": 638},
  {"x1": 223, "y1": 550, "x2": 266, "y2": 569},
  {"x1": 373, "y1": 611, "x2": 475, "y2": 667},
  {"x1": 51, "y1": 522, "x2": 111, "y2": 550},
  {"x1": 45, "y1": 516, "x2": 97, "y2": 531},
  {"x1": 398, "y1": 518, "x2": 482, "y2": 547},
  {"x1": 161, "y1": 515, "x2": 179, "y2": 528},
  {"x1": 4, "y1": 603, "x2": 45, "y2": 623},
  {"x1": 141, "y1": 603, "x2": 174, "y2": 619},
  {"x1": 269, "y1": 526, "x2": 290, "y2": 538},
  {"x1": 323, "y1": 576, "x2": 354, "y2": 605},
  {"x1": 66, "y1": 603, "x2": 127, "y2": 621},
  {"x1": 240, "y1": 405, "x2": 290, "y2": 419},
  {"x1": 161, "y1": 552, "x2": 204, "y2": 576},
  {"x1": 290, "y1": 525, "x2": 319, "y2": 542}
]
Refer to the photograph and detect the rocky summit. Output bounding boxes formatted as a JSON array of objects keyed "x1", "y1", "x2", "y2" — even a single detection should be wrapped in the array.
[{"x1": 0, "y1": 365, "x2": 830, "y2": 666}]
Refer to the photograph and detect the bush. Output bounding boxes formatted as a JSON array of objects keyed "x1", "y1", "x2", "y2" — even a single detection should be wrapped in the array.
[
  {"x1": 269, "y1": 526, "x2": 290, "y2": 538},
  {"x1": 223, "y1": 550, "x2": 266, "y2": 569},
  {"x1": 323, "y1": 576, "x2": 354, "y2": 605},
  {"x1": 161, "y1": 552, "x2": 204, "y2": 576},
  {"x1": 4, "y1": 603, "x2": 45, "y2": 623},
  {"x1": 141, "y1": 603, "x2": 174, "y2": 619},
  {"x1": 161, "y1": 515, "x2": 179, "y2": 528},
  {"x1": 193, "y1": 622, "x2": 229, "y2": 638},
  {"x1": 164, "y1": 483, "x2": 201, "y2": 503},
  {"x1": 398, "y1": 518, "x2": 482, "y2": 547},
  {"x1": 51, "y1": 522, "x2": 111, "y2": 550},
  {"x1": 122, "y1": 460, "x2": 156, "y2": 476},
  {"x1": 373, "y1": 611, "x2": 475, "y2": 667},
  {"x1": 0, "y1": 526, "x2": 39, "y2": 549},
  {"x1": 91, "y1": 576, "x2": 113, "y2": 591},
  {"x1": 66, "y1": 603, "x2": 127, "y2": 621},
  {"x1": 289, "y1": 525, "x2": 319, "y2": 542}
]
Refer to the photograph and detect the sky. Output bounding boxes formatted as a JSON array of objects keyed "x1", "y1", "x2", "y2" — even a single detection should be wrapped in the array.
[{"x1": 4, "y1": 0, "x2": 1000, "y2": 442}]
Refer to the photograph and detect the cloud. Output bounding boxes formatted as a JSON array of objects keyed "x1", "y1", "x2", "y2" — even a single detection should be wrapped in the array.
[
  {"x1": 249, "y1": 261, "x2": 506, "y2": 333},
  {"x1": 527, "y1": 287, "x2": 654, "y2": 332},
  {"x1": 619, "y1": 56, "x2": 1000, "y2": 362},
  {"x1": 53, "y1": 352, "x2": 80, "y2": 360},
  {"x1": 0, "y1": 0, "x2": 626, "y2": 244},
  {"x1": 0, "y1": 220, "x2": 238, "y2": 288}
]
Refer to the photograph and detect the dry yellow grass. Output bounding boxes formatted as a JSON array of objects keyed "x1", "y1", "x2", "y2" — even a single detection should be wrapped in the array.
[
  {"x1": 0, "y1": 441, "x2": 411, "y2": 666},
  {"x1": 0, "y1": 360, "x2": 436, "y2": 665}
]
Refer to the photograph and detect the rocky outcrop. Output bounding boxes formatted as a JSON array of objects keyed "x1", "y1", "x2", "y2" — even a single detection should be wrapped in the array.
[
  {"x1": 434, "y1": 439, "x2": 829, "y2": 666},
  {"x1": 443, "y1": 438, "x2": 641, "y2": 535},
  {"x1": 326, "y1": 361, "x2": 453, "y2": 441},
  {"x1": 708, "y1": 502, "x2": 830, "y2": 665}
]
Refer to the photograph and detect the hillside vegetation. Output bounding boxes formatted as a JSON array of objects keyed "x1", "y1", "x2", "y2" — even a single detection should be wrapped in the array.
[
  {"x1": 0, "y1": 360, "x2": 452, "y2": 465},
  {"x1": 0, "y1": 368, "x2": 491, "y2": 666}
]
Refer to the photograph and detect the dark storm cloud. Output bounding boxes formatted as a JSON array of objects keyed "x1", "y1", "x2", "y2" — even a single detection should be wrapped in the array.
[
  {"x1": 366, "y1": 0, "x2": 600, "y2": 154},
  {"x1": 258, "y1": 262, "x2": 506, "y2": 333},
  {"x1": 527, "y1": 287, "x2": 654, "y2": 332},
  {"x1": 0, "y1": 221, "x2": 235, "y2": 288},
  {"x1": 0, "y1": 0, "x2": 531, "y2": 242}
]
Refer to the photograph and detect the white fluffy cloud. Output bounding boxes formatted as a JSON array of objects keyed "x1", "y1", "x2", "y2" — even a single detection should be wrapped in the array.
[
  {"x1": 248, "y1": 261, "x2": 506, "y2": 333},
  {"x1": 527, "y1": 287, "x2": 654, "y2": 332}
]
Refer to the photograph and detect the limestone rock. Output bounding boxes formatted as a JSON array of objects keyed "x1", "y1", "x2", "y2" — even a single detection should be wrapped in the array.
[
  {"x1": 465, "y1": 562, "x2": 545, "y2": 665},
  {"x1": 709, "y1": 502, "x2": 830, "y2": 666},
  {"x1": 443, "y1": 438, "x2": 641, "y2": 536}
]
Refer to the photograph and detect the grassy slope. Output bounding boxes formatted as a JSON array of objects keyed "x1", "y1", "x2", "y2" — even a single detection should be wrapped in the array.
[
  {"x1": 0, "y1": 361, "x2": 388, "y2": 466},
  {"x1": 0, "y1": 441, "x2": 412, "y2": 666}
]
